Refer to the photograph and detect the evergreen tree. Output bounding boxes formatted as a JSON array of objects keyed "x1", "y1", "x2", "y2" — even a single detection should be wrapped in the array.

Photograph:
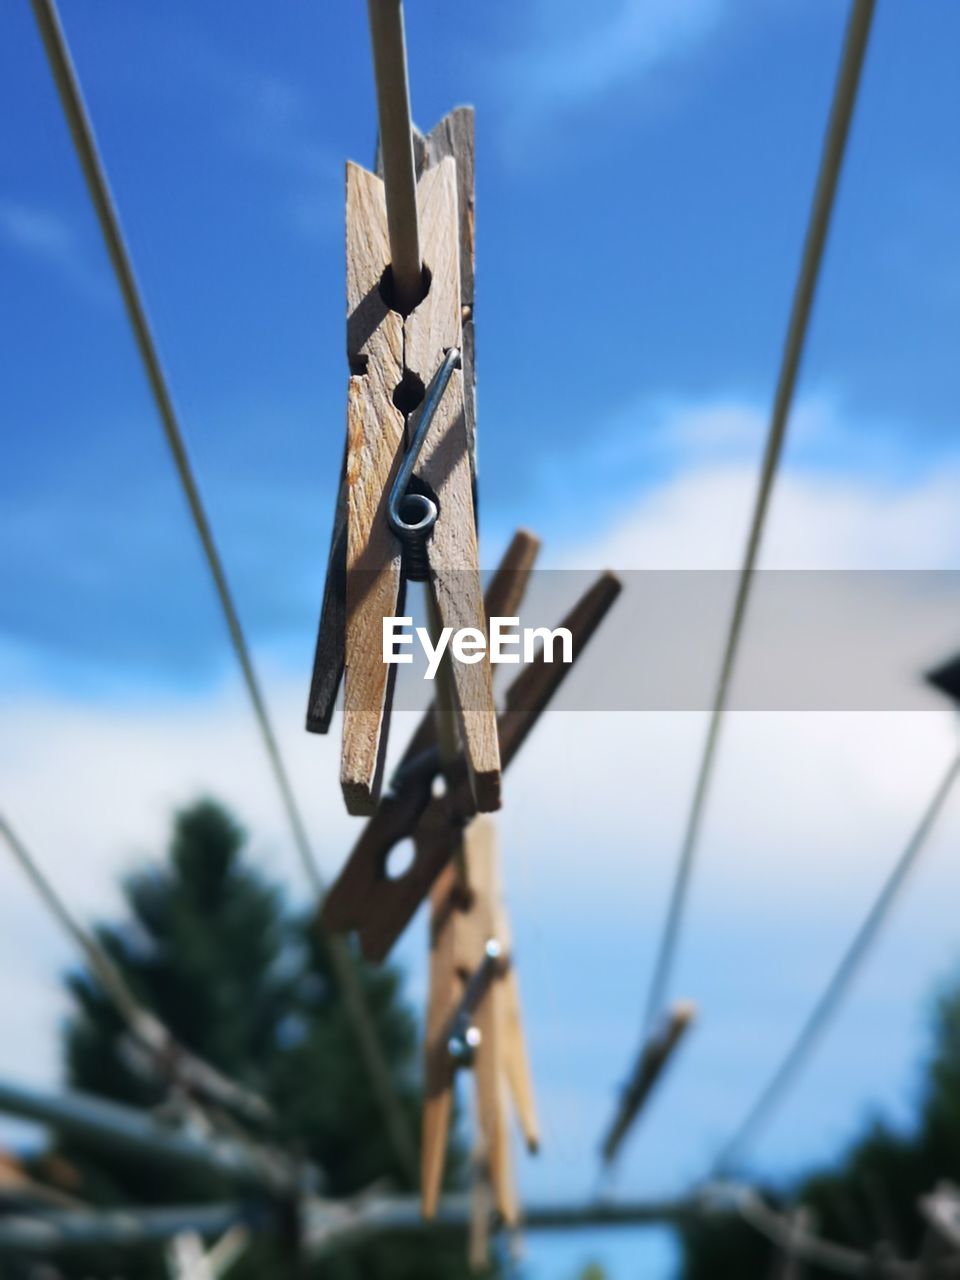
[
  {"x1": 680, "y1": 981, "x2": 960, "y2": 1277},
  {"x1": 38, "y1": 799, "x2": 480, "y2": 1278}
]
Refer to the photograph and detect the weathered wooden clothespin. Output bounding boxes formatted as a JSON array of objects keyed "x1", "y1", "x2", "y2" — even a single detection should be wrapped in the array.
[
  {"x1": 601, "y1": 1001, "x2": 696, "y2": 1165},
  {"x1": 319, "y1": 550, "x2": 622, "y2": 961},
  {"x1": 387, "y1": 527, "x2": 541, "y2": 802},
  {"x1": 422, "y1": 815, "x2": 538, "y2": 1225},
  {"x1": 304, "y1": 33, "x2": 497, "y2": 818}
]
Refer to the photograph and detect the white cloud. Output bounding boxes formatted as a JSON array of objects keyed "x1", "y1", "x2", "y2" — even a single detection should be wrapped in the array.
[
  {"x1": 0, "y1": 200, "x2": 110, "y2": 303},
  {"x1": 489, "y1": 0, "x2": 728, "y2": 154},
  {"x1": 564, "y1": 461, "x2": 960, "y2": 571},
  {"x1": 558, "y1": 391, "x2": 960, "y2": 571},
  {"x1": 0, "y1": 202, "x2": 73, "y2": 259},
  {"x1": 510, "y1": 0, "x2": 724, "y2": 103},
  {"x1": 5, "y1": 412, "x2": 960, "y2": 1196}
]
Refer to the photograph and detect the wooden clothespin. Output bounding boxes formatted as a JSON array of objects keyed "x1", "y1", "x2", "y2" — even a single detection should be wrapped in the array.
[
  {"x1": 388, "y1": 527, "x2": 541, "y2": 803},
  {"x1": 319, "y1": 551, "x2": 622, "y2": 961},
  {"x1": 305, "y1": 107, "x2": 498, "y2": 817},
  {"x1": 926, "y1": 652, "x2": 960, "y2": 707},
  {"x1": 422, "y1": 815, "x2": 538, "y2": 1226},
  {"x1": 601, "y1": 1001, "x2": 696, "y2": 1165}
]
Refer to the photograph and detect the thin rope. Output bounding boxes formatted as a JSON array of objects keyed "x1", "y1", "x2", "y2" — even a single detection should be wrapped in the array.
[
  {"x1": 0, "y1": 813, "x2": 271, "y2": 1123},
  {"x1": 639, "y1": 0, "x2": 877, "y2": 1045},
  {"x1": 29, "y1": 0, "x2": 417, "y2": 1184},
  {"x1": 711, "y1": 750, "x2": 960, "y2": 1176}
]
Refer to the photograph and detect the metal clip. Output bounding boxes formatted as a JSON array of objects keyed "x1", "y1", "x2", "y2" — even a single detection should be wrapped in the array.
[
  {"x1": 387, "y1": 346, "x2": 462, "y2": 581},
  {"x1": 446, "y1": 938, "x2": 508, "y2": 1066}
]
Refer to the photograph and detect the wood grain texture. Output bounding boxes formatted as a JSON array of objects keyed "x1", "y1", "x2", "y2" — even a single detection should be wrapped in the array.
[
  {"x1": 407, "y1": 160, "x2": 500, "y2": 812},
  {"x1": 420, "y1": 818, "x2": 520, "y2": 1225},
  {"x1": 390, "y1": 528, "x2": 541, "y2": 796},
  {"x1": 424, "y1": 109, "x2": 476, "y2": 468},
  {"x1": 342, "y1": 161, "x2": 406, "y2": 815},
  {"x1": 472, "y1": 988, "x2": 515, "y2": 1224},
  {"x1": 318, "y1": 570, "x2": 623, "y2": 961},
  {"x1": 405, "y1": 160, "x2": 461, "y2": 385},
  {"x1": 421, "y1": 860, "x2": 460, "y2": 1220},
  {"x1": 492, "y1": 875, "x2": 539, "y2": 1154},
  {"x1": 502, "y1": 966, "x2": 539, "y2": 1154},
  {"x1": 466, "y1": 819, "x2": 516, "y2": 1223}
]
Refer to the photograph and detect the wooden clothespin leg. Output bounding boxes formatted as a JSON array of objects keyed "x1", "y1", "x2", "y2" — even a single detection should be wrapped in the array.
[
  {"x1": 321, "y1": 565, "x2": 622, "y2": 961},
  {"x1": 305, "y1": 132, "x2": 499, "y2": 817},
  {"x1": 491, "y1": 874, "x2": 539, "y2": 1158},
  {"x1": 422, "y1": 816, "x2": 538, "y2": 1230},
  {"x1": 403, "y1": 159, "x2": 499, "y2": 813},
  {"x1": 389, "y1": 527, "x2": 542, "y2": 780}
]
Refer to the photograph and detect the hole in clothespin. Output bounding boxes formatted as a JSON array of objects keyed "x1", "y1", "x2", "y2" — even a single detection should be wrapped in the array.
[
  {"x1": 378, "y1": 261, "x2": 432, "y2": 317},
  {"x1": 385, "y1": 838, "x2": 416, "y2": 880},
  {"x1": 392, "y1": 369, "x2": 426, "y2": 416}
]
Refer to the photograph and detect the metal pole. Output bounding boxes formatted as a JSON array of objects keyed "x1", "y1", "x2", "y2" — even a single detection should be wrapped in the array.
[
  {"x1": 0, "y1": 1203, "x2": 258, "y2": 1255},
  {"x1": 0, "y1": 1078, "x2": 298, "y2": 1196},
  {"x1": 366, "y1": 0, "x2": 423, "y2": 313},
  {"x1": 0, "y1": 1193, "x2": 699, "y2": 1258},
  {"x1": 305, "y1": 1192, "x2": 700, "y2": 1255}
]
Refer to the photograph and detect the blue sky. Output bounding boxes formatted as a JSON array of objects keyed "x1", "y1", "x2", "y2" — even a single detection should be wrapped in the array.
[{"x1": 3, "y1": 2, "x2": 960, "y2": 1276}]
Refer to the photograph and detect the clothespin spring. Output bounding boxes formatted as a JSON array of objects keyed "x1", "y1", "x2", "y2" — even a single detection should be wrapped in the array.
[
  {"x1": 447, "y1": 939, "x2": 508, "y2": 1066},
  {"x1": 388, "y1": 346, "x2": 462, "y2": 582}
]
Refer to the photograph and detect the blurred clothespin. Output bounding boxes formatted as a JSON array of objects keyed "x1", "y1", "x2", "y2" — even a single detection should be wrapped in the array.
[
  {"x1": 770, "y1": 1206, "x2": 815, "y2": 1280},
  {"x1": 919, "y1": 1182, "x2": 960, "y2": 1252},
  {"x1": 422, "y1": 816, "x2": 538, "y2": 1228},
  {"x1": 601, "y1": 1001, "x2": 696, "y2": 1166},
  {"x1": 319, "y1": 539, "x2": 622, "y2": 961},
  {"x1": 305, "y1": 108, "x2": 498, "y2": 817},
  {"x1": 167, "y1": 1226, "x2": 250, "y2": 1280},
  {"x1": 926, "y1": 652, "x2": 960, "y2": 707}
]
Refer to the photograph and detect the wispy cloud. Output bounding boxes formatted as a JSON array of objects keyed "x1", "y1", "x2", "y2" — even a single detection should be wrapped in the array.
[
  {"x1": 513, "y1": 389, "x2": 960, "y2": 560},
  {"x1": 490, "y1": 0, "x2": 727, "y2": 153},
  {"x1": 147, "y1": 31, "x2": 343, "y2": 242},
  {"x1": 0, "y1": 199, "x2": 110, "y2": 303},
  {"x1": 61, "y1": 4, "x2": 344, "y2": 244},
  {"x1": 520, "y1": 0, "x2": 723, "y2": 100}
]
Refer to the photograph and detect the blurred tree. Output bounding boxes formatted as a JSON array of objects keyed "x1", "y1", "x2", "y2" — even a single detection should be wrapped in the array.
[
  {"x1": 680, "y1": 982, "x2": 960, "y2": 1277},
  {"x1": 28, "y1": 799, "x2": 479, "y2": 1279}
]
